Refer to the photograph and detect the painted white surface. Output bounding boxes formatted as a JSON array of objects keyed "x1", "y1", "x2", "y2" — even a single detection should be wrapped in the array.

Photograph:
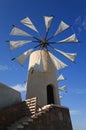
[
  {"x1": 26, "y1": 50, "x2": 60, "y2": 106},
  {"x1": 0, "y1": 83, "x2": 22, "y2": 109}
]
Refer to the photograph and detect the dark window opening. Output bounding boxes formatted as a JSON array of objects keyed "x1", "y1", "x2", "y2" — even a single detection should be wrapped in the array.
[{"x1": 47, "y1": 85, "x2": 54, "y2": 104}]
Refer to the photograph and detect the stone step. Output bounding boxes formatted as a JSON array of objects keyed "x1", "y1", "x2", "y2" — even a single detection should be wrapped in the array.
[
  {"x1": 22, "y1": 121, "x2": 29, "y2": 126},
  {"x1": 26, "y1": 99, "x2": 36, "y2": 102},
  {"x1": 27, "y1": 118, "x2": 33, "y2": 122},
  {"x1": 8, "y1": 116, "x2": 34, "y2": 130},
  {"x1": 26, "y1": 97, "x2": 37, "y2": 101},
  {"x1": 8, "y1": 122, "x2": 24, "y2": 130},
  {"x1": 26, "y1": 102, "x2": 36, "y2": 106},
  {"x1": 28, "y1": 105, "x2": 36, "y2": 109},
  {"x1": 30, "y1": 108, "x2": 35, "y2": 112},
  {"x1": 17, "y1": 124, "x2": 24, "y2": 129},
  {"x1": 30, "y1": 111, "x2": 35, "y2": 114},
  {"x1": 18, "y1": 117, "x2": 33, "y2": 123},
  {"x1": 7, "y1": 127, "x2": 18, "y2": 130}
]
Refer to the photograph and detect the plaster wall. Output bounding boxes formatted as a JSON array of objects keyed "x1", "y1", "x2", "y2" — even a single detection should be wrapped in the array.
[
  {"x1": 26, "y1": 50, "x2": 60, "y2": 106},
  {"x1": 0, "y1": 83, "x2": 22, "y2": 110}
]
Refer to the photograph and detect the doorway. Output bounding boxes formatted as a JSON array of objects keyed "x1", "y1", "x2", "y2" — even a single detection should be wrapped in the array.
[{"x1": 47, "y1": 85, "x2": 54, "y2": 104}]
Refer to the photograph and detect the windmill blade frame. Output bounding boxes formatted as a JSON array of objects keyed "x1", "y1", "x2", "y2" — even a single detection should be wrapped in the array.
[
  {"x1": 58, "y1": 34, "x2": 78, "y2": 43},
  {"x1": 9, "y1": 16, "x2": 78, "y2": 72},
  {"x1": 58, "y1": 85, "x2": 67, "y2": 92},
  {"x1": 48, "y1": 44, "x2": 77, "y2": 63},
  {"x1": 49, "y1": 52, "x2": 68, "y2": 70},
  {"x1": 12, "y1": 48, "x2": 34, "y2": 65},
  {"x1": 57, "y1": 74, "x2": 65, "y2": 82},
  {"x1": 54, "y1": 48, "x2": 77, "y2": 62},
  {"x1": 20, "y1": 17, "x2": 38, "y2": 33},
  {"x1": 54, "y1": 21, "x2": 70, "y2": 36},
  {"x1": 9, "y1": 40, "x2": 32, "y2": 50},
  {"x1": 10, "y1": 27, "x2": 32, "y2": 37},
  {"x1": 44, "y1": 16, "x2": 54, "y2": 39}
]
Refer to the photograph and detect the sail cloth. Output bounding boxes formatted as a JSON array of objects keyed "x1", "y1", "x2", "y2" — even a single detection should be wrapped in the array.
[
  {"x1": 54, "y1": 21, "x2": 70, "y2": 36},
  {"x1": 54, "y1": 48, "x2": 77, "y2": 62},
  {"x1": 21, "y1": 17, "x2": 38, "y2": 33},
  {"x1": 58, "y1": 85, "x2": 67, "y2": 92},
  {"x1": 57, "y1": 74, "x2": 65, "y2": 82},
  {"x1": 59, "y1": 95, "x2": 63, "y2": 99},
  {"x1": 9, "y1": 40, "x2": 32, "y2": 50},
  {"x1": 44, "y1": 16, "x2": 54, "y2": 32},
  {"x1": 33, "y1": 51, "x2": 44, "y2": 72},
  {"x1": 49, "y1": 52, "x2": 67, "y2": 70},
  {"x1": 10, "y1": 27, "x2": 31, "y2": 37},
  {"x1": 15, "y1": 49, "x2": 33, "y2": 65},
  {"x1": 58, "y1": 34, "x2": 78, "y2": 43}
]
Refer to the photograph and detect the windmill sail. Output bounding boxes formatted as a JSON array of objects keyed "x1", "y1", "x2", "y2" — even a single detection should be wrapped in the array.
[
  {"x1": 58, "y1": 34, "x2": 78, "y2": 43},
  {"x1": 44, "y1": 16, "x2": 54, "y2": 32},
  {"x1": 9, "y1": 40, "x2": 32, "y2": 50},
  {"x1": 58, "y1": 85, "x2": 67, "y2": 92},
  {"x1": 57, "y1": 74, "x2": 65, "y2": 82},
  {"x1": 54, "y1": 21, "x2": 70, "y2": 36},
  {"x1": 34, "y1": 51, "x2": 44, "y2": 72},
  {"x1": 21, "y1": 17, "x2": 38, "y2": 33},
  {"x1": 49, "y1": 52, "x2": 67, "y2": 70},
  {"x1": 10, "y1": 27, "x2": 31, "y2": 36},
  {"x1": 59, "y1": 95, "x2": 63, "y2": 99},
  {"x1": 54, "y1": 48, "x2": 77, "y2": 62},
  {"x1": 10, "y1": 16, "x2": 78, "y2": 74},
  {"x1": 14, "y1": 49, "x2": 33, "y2": 65}
]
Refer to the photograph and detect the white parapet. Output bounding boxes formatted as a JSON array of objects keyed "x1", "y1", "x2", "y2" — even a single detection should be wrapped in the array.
[{"x1": 0, "y1": 82, "x2": 22, "y2": 110}]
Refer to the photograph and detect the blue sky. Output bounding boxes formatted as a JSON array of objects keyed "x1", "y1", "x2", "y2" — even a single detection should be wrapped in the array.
[{"x1": 0, "y1": 0, "x2": 86, "y2": 130}]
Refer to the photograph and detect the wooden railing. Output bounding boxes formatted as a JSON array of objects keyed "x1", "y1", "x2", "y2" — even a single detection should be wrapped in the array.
[{"x1": 25, "y1": 97, "x2": 37, "y2": 115}]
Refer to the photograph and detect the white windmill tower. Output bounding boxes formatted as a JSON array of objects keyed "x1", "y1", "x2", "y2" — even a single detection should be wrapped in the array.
[{"x1": 9, "y1": 16, "x2": 78, "y2": 107}]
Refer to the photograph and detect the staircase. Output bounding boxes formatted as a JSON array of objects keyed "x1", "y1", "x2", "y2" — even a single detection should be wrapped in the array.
[
  {"x1": 0, "y1": 97, "x2": 38, "y2": 130},
  {"x1": 25, "y1": 97, "x2": 37, "y2": 116},
  {"x1": 0, "y1": 97, "x2": 73, "y2": 130},
  {"x1": 7, "y1": 104, "x2": 52, "y2": 130}
]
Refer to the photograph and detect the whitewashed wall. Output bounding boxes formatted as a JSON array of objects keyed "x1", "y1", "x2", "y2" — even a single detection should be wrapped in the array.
[{"x1": 0, "y1": 83, "x2": 22, "y2": 110}]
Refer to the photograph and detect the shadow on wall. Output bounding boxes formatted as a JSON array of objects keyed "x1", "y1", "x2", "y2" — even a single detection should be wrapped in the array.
[{"x1": 0, "y1": 83, "x2": 22, "y2": 110}]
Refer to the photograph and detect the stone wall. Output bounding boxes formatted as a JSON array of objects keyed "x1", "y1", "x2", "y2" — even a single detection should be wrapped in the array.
[
  {"x1": 0, "y1": 97, "x2": 73, "y2": 130},
  {"x1": 30, "y1": 105, "x2": 73, "y2": 130}
]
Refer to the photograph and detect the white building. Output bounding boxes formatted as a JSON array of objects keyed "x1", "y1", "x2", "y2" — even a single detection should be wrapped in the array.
[
  {"x1": 0, "y1": 82, "x2": 21, "y2": 109},
  {"x1": 26, "y1": 50, "x2": 60, "y2": 106}
]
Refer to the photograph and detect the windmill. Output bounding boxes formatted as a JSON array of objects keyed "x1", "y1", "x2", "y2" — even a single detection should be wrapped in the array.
[{"x1": 8, "y1": 16, "x2": 78, "y2": 106}]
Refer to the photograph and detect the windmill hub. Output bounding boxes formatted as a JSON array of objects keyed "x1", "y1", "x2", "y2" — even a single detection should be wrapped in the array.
[{"x1": 41, "y1": 39, "x2": 48, "y2": 48}]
